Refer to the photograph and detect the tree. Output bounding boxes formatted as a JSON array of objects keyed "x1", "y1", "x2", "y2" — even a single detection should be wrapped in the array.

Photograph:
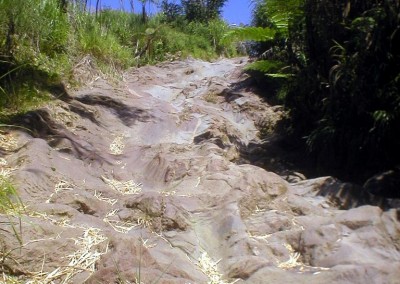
[
  {"x1": 139, "y1": 0, "x2": 159, "y2": 23},
  {"x1": 161, "y1": 0, "x2": 183, "y2": 23},
  {"x1": 181, "y1": 0, "x2": 227, "y2": 22},
  {"x1": 205, "y1": 0, "x2": 226, "y2": 20},
  {"x1": 96, "y1": 0, "x2": 101, "y2": 17}
]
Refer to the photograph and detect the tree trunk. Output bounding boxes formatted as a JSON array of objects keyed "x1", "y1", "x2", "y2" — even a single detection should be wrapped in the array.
[
  {"x1": 96, "y1": 0, "x2": 101, "y2": 17},
  {"x1": 142, "y1": 4, "x2": 147, "y2": 23},
  {"x1": 5, "y1": 16, "x2": 15, "y2": 56}
]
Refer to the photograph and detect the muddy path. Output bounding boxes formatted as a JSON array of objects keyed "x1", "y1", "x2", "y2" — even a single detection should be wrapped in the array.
[{"x1": 1, "y1": 58, "x2": 400, "y2": 283}]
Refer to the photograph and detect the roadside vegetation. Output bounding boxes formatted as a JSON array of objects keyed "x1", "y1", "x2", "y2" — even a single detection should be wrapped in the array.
[
  {"x1": 233, "y1": 0, "x2": 400, "y2": 186},
  {"x1": 0, "y1": 0, "x2": 237, "y2": 118}
]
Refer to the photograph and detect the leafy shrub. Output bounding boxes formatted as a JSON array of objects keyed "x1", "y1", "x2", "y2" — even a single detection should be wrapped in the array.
[
  {"x1": 248, "y1": 0, "x2": 400, "y2": 182},
  {"x1": 181, "y1": 0, "x2": 227, "y2": 23},
  {"x1": 284, "y1": 0, "x2": 400, "y2": 180}
]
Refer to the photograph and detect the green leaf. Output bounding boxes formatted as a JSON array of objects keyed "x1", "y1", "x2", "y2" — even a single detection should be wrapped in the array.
[
  {"x1": 222, "y1": 27, "x2": 276, "y2": 44},
  {"x1": 245, "y1": 60, "x2": 292, "y2": 79},
  {"x1": 266, "y1": 73, "x2": 293, "y2": 78},
  {"x1": 245, "y1": 60, "x2": 284, "y2": 73},
  {"x1": 145, "y1": 28, "x2": 156, "y2": 35}
]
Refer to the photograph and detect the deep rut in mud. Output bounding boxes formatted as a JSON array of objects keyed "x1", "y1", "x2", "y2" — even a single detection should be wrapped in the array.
[{"x1": 0, "y1": 58, "x2": 400, "y2": 283}]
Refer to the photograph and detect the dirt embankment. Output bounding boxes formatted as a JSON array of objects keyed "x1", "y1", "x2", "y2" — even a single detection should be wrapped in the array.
[{"x1": 0, "y1": 58, "x2": 399, "y2": 283}]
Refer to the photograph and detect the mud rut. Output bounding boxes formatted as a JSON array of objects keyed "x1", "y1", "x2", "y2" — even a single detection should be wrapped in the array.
[{"x1": 0, "y1": 58, "x2": 399, "y2": 283}]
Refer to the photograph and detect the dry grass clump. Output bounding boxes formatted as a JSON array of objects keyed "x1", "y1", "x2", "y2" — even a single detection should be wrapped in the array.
[
  {"x1": 102, "y1": 209, "x2": 154, "y2": 234},
  {"x1": 103, "y1": 209, "x2": 137, "y2": 234},
  {"x1": 195, "y1": 251, "x2": 238, "y2": 284},
  {"x1": 1, "y1": 226, "x2": 108, "y2": 283},
  {"x1": 197, "y1": 251, "x2": 224, "y2": 284},
  {"x1": 277, "y1": 244, "x2": 331, "y2": 273},
  {"x1": 54, "y1": 180, "x2": 75, "y2": 192},
  {"x1": 0, "y1": 158, "x2": 16, "y2": 181},
  {"x1": 136, "y1": 216, "x2": 153, "y2": 229},
  {"x1": 28, "y1": 228, "x2": 108, "y2": 283},
  {"x1": 48, "y1": 104, "x2": 79, "y2": 131},
  {"x1": 204, "y1": 92, "x2": 219, "y2": 104},
  {"x1": 0, "y1": 167, "x2": 13, "y2": 182},
  {"x1": 278, "y1": 246, "x2": 301, "y2": 269},
  {"x1": 279, "y1": 256, "x2": 299, "y2": 269},
  {"x1": 249, "y1": 235, "x2": 307, "y2": 271},
  {"x1": 140, "y1": 237, "x2": 157, "y2": 249},
  {"x1": 0, "y1": 132, "x2": 18, "y2": 151},
  {"x1": 72, "y1": 55, "x2": 104, "y2": 86},
  {"x1": 250, "y1": 233, "x2": 272, "y2": 243},
  {"x1": 0, "y1": 274, "x2": 20, "y2": 283},
  {"x1": 160, "y1": 190, "x2": 176, "y2": 197},
  {"x1": 0, "y1": 158, "x2": 7, "y2": 167},
  {"x1": 101, "y1": 176, "x2": 142, "y2": 195},
  {"x1": 28, "y1": 210, "x2": 76, "y2": 228},
  {"x1": 94, "y1": 190, "x2": 117, "y2": 205},
  {"x1": 110, "y1": 135, "x2": 125, "y2": 155},
  {"x1": 45, "y1": 180, "x2": 75, "y2": 204}
]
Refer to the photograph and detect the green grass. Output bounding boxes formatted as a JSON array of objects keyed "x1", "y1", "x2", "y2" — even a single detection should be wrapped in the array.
[
  {"x1": 0, "y1": 175, "x2": 23, "y2": 247},
  {"x1": 0, "y1": 3, "x2": 238, "y2": 117}
]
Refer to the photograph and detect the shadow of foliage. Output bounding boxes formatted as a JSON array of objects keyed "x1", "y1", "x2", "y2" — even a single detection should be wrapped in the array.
[
  {"x1": 315, "y1": 177, "x2": 400, "y2": 210},
  {"x1": 76, "y1": 95, "x2": 154, "y2": 126},
  {"x1": 11, "y1": 109, "x2": 110, "y2": 164}
]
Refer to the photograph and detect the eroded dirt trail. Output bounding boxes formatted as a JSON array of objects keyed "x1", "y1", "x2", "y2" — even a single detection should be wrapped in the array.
[{"x1": 1, "y1": 58, "x2": 400, "y2": 283}]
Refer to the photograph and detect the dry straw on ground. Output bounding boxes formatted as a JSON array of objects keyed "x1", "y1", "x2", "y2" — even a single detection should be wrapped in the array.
[
  {"x1": 1, "y1": 225, "x2": 108, "y2": 283},
  {"x1": 194, "y1": 251, "x2": 239, "y2": 284},
  {"x1": 48, "y1": 104, "x2": 79, "y2": 131},
  {"x1": 103, "y1": 209, "x2": 137, "y2": 233},
  {"x1": 28, "y1": 228, "x2": 108, "y2": 283},
  {"x1": 94, "y1": 190, "x2": 118, "y2": 205},
  {"x1": 101, "y1": 176, "x2": 142, "y2": 195},
  {"x1": 0, "y1": 132, "x2": 18, "y2": 151},
  {"x1": 0, "y1": 158, "x2": 17, "y2": 181},
  {"x1": 0, "y1": 158, "x2": 7, "y2": 167},
  {"x1": 110, "y1": 135, "x2": 125, "y2": 155},
  {"x1": 46, "y1": 180, "x2": 75, "y2": 203}
]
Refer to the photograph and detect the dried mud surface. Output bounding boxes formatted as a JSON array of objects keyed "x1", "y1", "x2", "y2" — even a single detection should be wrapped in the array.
[{"x1": 1, "y1": 58, "x2": 400, "y2": 283}]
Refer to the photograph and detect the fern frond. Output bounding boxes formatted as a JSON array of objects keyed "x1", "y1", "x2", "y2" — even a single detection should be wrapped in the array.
[
  {"x1": 222, "y1": 27, "x2": 276, "y2": 44},
  {"x1": 245, "y1": 60, "x2": 284, "y2": 73},
  {"x1": 270, "y1": 14, "x2": 289, "y2": 34},
  {"x1": 266, "y1": 73, "x2": 293, "y2": 78},
  {"x1": 245, "y1": 60, "x2": 292, "y2": 79}
]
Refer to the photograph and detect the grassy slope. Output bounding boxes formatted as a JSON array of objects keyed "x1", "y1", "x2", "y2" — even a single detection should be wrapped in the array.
[{"x1": 0, "y1": 0, "x2": 238, "y2": 117}]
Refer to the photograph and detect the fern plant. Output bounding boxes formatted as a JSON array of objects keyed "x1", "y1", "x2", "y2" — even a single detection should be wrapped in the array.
[
  {"x1": 223, "y1": 26, "x2": 276, "y2": 43},
  {"x1": 223, "y1": 0, "x2": 302, "y2": 78},
  {"x1": 223, "y1": 26, "x2": 287, "y2": 77}
]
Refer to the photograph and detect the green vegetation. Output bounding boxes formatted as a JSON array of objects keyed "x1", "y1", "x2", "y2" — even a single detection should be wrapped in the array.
[
  {"x1": 242, "y1": 0, "x2": 400, "y2": 182},
  {"x1": 0, "y1": 0, "x2": 237, "y2": 117},
  {"x1": 181, "y1": 0, "x2": 227, "y2": 22},
  {"x1": 0, "y1": 162, "x2": 23, "y2": 247},
  {"x1": 0, "y1": 177, "x2": 20, "y2": 215}
]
